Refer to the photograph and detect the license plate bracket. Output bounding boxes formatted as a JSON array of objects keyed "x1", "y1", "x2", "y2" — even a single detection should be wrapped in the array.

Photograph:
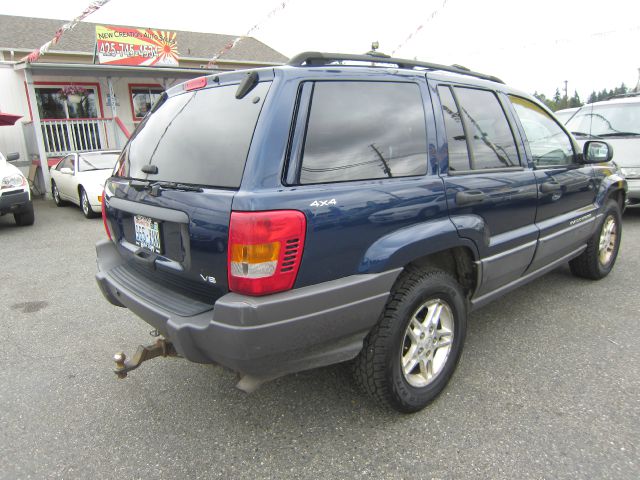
[{"x1": 134, "y1": 215, "x2": 162, "y2": 254}]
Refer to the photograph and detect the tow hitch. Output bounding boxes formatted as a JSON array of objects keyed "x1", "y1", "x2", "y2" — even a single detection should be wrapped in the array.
[{"x1": 113, "y1": 337, "x2": 177, "y2": 378}]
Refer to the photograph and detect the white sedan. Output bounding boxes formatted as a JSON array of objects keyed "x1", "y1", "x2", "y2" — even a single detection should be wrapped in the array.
[{"x1": 50, "y1": 150, "x2": 120, "y2": 218}]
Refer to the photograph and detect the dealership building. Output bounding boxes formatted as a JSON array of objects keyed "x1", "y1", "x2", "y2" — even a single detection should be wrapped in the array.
[{"x1": 0, "y1": 14, "x2": 287, "y2": 194}]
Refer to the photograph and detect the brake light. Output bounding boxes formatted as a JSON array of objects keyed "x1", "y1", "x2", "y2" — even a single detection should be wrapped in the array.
[
  {"x1": 185, "y1": 76, "x2": 207, "y2": 91},
  {"x1": 228, "y1": 210, "x2": 306, "y2": 296},
  {"x1": 101, "y1": 189, "x2": 111, "y2": 240}
]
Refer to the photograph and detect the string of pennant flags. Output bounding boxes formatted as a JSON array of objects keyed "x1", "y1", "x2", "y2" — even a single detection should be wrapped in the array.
[
  {"x1": 207, "y1": 1, "x2": 290, "y2": 68},
  {"x1": 20, "y1": 0, "x2": 290, "y2": 67},
  {"x1": 22, "y1": 0, "x2": 112, "y2": 63},
  {"x1": 391, "y1": 0, "x2": 448, "y2": 56}
]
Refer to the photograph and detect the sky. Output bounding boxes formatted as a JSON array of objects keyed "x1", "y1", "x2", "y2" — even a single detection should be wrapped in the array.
[{"x1": 3, "y1": 0, "x2": 640, "y2": 99}]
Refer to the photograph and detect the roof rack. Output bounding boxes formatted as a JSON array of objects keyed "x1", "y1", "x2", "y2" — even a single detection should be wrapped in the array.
[
  {"x1": 608, "y1": 91, "x2": 640, "y2": 100},
  {"x1": 287, "y1": 51, "x2": 504, "y2": 84}
]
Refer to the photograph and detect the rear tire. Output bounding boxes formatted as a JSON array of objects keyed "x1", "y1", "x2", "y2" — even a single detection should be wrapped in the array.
[
  {"x1": 14, "y1": 202, "x2": 35, "y2": 226},
  {"x1": 569, "y1": 200, "x2": 621, "y2": 280},
  {"x1": 80, "y1": 187, "x2": 97, "y2": 219},
  {"x1": 353, "y1": 267, "x2": 467, "y2": 413}
]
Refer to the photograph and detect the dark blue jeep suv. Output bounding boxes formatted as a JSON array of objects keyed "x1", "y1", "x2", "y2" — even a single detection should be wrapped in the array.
[{"x1": 96, "y1": 52, "x2": 626, "y2": 413}]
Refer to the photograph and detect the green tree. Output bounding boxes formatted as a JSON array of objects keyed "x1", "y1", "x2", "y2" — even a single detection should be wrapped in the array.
[{"x1": 568, "y1": 90, "x2": 581, "y2": 108}]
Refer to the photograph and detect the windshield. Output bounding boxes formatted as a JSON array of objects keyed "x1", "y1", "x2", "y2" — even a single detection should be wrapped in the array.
[
  {"x1": 554, "y1": 110, "x2": 576, "y2": 124},
  {"x1": 117, "y1": 81, "x2": 271, "y2": 188},
  {"x1": 566, "y1": 102, "x2": 640, "y2": 136},
  {"x1": 78, "y1": 153, "x2": 119, "y2": 171}
]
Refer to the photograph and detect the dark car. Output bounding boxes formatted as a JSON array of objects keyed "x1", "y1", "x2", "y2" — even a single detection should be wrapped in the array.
[{"x1": 96, "y1": 52, "x2": 626, "y2": 413}]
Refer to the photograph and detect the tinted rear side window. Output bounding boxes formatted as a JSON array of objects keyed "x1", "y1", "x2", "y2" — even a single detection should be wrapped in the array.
[
  {"x1": 118, "y1": 82, "x2": 271, "y2": 188},
  {"x1": 453, "y1": 87, "x2": 520, "y2": 169},
  {"x1": 299, "y1": 81, "x2": 428, "y2": 184},
  {"x1": 437, "y1": 86, "x2": 470, "y2": 171}
]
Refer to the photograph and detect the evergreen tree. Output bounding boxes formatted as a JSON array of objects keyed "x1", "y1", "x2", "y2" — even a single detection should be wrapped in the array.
[{"x1": 569, "y1": 90, "x2": 581, "y2": 108}]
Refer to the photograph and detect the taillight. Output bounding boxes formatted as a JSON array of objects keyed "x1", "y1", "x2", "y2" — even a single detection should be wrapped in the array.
[
  {"x1": 101, "y1": 189, "x2": 112, "y2": 240},
  {"x1": 114, "y1": 155, "x2": 126, "y2": 177},
  {"x1": 228, "y1": 210, "x2": 306, "y2": 296}
]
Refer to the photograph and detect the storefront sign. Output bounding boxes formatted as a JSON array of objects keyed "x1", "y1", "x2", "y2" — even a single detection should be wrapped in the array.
[{"x1": 96, "y1": 25, "x2": 178, "y2": 66}]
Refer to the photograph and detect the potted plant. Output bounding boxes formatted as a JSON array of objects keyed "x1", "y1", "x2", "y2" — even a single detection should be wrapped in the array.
[{"x1": 58, "y1": 85, "x2": 88, "y2": 103}]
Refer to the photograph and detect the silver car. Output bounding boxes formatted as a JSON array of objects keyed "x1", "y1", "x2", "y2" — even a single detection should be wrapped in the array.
[{"x1": 566, "y1": 94, "x2": 640, "y2": 206}]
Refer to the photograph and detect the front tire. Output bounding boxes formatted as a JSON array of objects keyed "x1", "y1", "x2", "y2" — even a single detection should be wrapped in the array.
[
  {"x1": 14, "y1": 202, "x2": 35, "y2": 226},
  {"x1": 569, "y1": 199, "x2": 621, "y2": 280},
  {"x1": 80, "y1": 187, "x2": 97, "y2": 219},
  {"x1": 52, "y1": 181, "x2": 66, "y2": 207},
  {"x1": 353, "y1": 268, "x2": 467, "y2": 413}
]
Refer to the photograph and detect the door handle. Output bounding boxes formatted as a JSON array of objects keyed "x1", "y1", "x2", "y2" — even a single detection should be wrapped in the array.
[
  {"x1": 540, "y1": 181, "x2": 562, "y2": 193},
  {"x1": 456, "y1": 190, "x2": 487, "y2": 206}
]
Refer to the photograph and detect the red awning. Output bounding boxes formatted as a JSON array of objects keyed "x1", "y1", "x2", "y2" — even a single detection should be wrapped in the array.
[{"x1": 0, "y1": 113, "x2": 23, "y2": 126}]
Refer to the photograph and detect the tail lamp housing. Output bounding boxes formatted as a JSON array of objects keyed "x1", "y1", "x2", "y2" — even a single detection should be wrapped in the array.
[
  {"x1": 101, "y1": 189, "x2": 112, "y2": 240},
  {"x1": 228, "y1": 210, "x2": 306, "y2": 296}
]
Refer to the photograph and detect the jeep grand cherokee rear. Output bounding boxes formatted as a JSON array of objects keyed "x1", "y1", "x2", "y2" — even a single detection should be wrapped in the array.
[{"x1": 97, "y1": 53, "x2": 625, "y2": 414}]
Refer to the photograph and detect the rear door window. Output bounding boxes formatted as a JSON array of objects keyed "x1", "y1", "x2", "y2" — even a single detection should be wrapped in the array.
[
  {"x1": 297, "y1": 81, "x2": 428, "y2": 184},
  {"x1": 451, "y1": 87, "x2": 520, "y2": 170},
  {"x1": 118, "y1": 81, "x2": 271, "y2": 188}
]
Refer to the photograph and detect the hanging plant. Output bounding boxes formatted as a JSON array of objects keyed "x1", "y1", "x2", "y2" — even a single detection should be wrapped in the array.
[{"x1": 58, "y1": 85, "x2": 88, "y2": 102}]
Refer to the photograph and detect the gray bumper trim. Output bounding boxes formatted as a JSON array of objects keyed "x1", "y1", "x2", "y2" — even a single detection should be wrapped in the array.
[
  {"x1": 0, "y1": 191, "x2": 30, "y2": 214},
  {"x1": 96, "y1": 239, "x2": 401, "y2": 378}
]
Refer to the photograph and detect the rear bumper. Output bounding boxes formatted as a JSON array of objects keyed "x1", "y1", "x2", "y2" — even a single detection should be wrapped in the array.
[
  {"x1": 0, "y1": 190, "x2": 31, "y2": 215},
  {"x1": 96, "y1": 239, "x2": 400, "y2": 378}
]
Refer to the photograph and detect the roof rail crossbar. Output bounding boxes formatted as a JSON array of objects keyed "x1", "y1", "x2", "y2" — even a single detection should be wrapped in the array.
[{"x1": 287, "y1": 51, "x2": 504, "y2": 84}]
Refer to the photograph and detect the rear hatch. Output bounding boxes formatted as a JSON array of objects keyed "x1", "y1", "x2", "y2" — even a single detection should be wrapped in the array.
[{"x1": 103, "y1": 75, "x2": 272, "y2": 310}]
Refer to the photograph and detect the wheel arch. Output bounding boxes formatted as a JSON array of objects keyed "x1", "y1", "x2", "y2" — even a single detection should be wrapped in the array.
[{"x1": 360, "y1": 218, "x2": 480, "y2": 298}]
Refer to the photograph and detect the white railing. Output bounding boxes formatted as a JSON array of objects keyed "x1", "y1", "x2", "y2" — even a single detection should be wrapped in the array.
[{"x1": 39, "y1": 118, "x2": 115, "y2": 155}]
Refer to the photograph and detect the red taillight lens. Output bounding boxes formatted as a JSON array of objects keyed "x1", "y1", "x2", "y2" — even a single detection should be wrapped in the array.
[
  {"x1": 101, "y1": 189, "x2": 112, "y2": 240},
  {"x1": 228, "y1": 210, "x2": 306, "y2": 296}
]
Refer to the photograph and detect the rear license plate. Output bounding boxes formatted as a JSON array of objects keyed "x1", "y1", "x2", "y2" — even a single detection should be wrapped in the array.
[{"x1": 134, "y1": 215, "x2": 162, "y2": 254}]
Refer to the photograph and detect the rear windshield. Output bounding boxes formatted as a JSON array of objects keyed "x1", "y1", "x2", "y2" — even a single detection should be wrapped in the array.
[{"x1": 117, "y1": 81, "x2": 271, "y2": 188}]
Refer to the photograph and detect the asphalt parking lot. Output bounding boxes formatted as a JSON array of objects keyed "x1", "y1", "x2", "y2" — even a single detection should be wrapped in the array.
[{"x1": 1, "y1": 199, "x2": 638, "y2": 479}]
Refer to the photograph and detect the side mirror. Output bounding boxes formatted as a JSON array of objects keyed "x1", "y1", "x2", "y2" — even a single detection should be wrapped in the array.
[
  {"x1": 6, "y1": 152, "x2": 20, "y2": 162},
  {"x1": 583, "y1": 141, "x2": 613, "y2": 163},
  {"x1": 60, "y1": 167, "x2": 73, "y2": 175}
]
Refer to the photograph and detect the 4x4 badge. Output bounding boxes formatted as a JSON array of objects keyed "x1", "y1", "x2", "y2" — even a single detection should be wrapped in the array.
[{"x1": 310, "y1": 199, "x2": 337, "y2": 207}]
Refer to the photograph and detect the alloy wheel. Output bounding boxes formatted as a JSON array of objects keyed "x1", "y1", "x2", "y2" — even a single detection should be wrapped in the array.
[
  {"x1": 401, "y1": 298, "x2": 455, "y2": 388},
  {"x1": 598, "y1": 215, "x2": 617, "y2": 266}
]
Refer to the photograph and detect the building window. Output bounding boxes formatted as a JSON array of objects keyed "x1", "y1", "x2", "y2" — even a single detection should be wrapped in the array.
[
  {"x1": 35, "y1": 86, "x2": 98, "y2": 119},
  {"x1": 130, "y1": 85, "x2": 163, "y2": 120}
]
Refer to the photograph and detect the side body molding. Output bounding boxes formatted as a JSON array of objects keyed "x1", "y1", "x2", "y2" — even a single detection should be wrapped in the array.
[{"x1": 359, "y1": 217, "x2": 479, "y2": 274}]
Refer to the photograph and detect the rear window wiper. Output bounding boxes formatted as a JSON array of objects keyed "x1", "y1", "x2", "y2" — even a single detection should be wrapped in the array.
[
  {"x1": 150, "y1": 181, "x2": 204, "y2": 194},
  {"x1": 128, "y1": 179, "x2": 204, "y2": 194}
]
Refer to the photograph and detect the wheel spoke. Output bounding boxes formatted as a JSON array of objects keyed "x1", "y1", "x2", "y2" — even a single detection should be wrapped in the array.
[
  {"x1": 436, "y1": 329, "x2": 453, "y2": 349},
  {"x1": 403, "y1": 352, "x2": 419, "y2": 375},
  {"x1": 408, "y1": 317, "x2": 422, "y2": 342},
  {"x1": 419, "y1": 357, "x2": 433, "y2": 380},
  {"x1": 425, "y1": 302, "x2": 443, "y2": 330}
]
